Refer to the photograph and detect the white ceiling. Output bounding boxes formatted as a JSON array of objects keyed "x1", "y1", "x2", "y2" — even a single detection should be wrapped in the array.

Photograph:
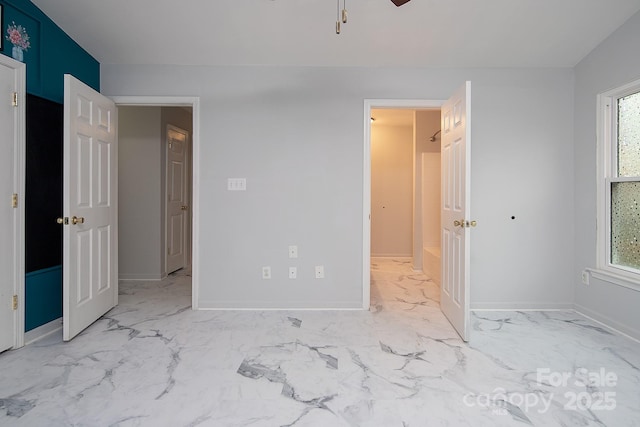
[{"x1": 31, "y1": 0, "x2": 640, "y2": 68}]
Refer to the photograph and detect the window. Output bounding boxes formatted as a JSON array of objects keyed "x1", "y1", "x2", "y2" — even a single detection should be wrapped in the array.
[{"x1": 597, "y1": 79, "x2": 640, "y2": 287}]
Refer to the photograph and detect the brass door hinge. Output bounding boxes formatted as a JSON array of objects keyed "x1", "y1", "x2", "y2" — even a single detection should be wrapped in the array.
[
  {"x1": 12, "y1": 295, "x2": 18, "y2": 310},
  {"x1": 12, "y1": 92, "x2": 18, "y2": 107},
  {"x1": 12, "y1": 193, "x2": 18, "y2": 208}
]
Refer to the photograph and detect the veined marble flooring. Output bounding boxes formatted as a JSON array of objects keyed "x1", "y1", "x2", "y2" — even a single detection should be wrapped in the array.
[{"x1": 1, "y1": 258, "x2": 639, "y2": 426}]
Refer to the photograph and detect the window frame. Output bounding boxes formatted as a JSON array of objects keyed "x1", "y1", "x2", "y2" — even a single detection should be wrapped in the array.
[{"x1": 595, "y1": 78, "x2": 640, "y2": 291}]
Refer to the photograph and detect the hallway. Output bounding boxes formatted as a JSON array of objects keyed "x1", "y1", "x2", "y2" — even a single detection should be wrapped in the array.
[{"x1": 0, "y1": 259, "x2": 638, "y2": 426}]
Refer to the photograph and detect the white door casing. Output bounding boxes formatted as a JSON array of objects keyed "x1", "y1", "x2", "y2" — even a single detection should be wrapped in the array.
[
  {"x1": 440, "y1": 81, "x2": 471, "y2": 341},
  {"x1": 165, "y1": 125, "x2": 189, "y2": 274},
  {"x1": 0, "y1": 56, "x2": 25, "y2": 352},
  {"x1": 63, "y1": 75, "x2": 118, "y2": 341}
]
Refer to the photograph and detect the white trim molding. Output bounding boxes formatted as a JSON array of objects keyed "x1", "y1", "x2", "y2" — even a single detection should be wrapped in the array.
[
  {"x1": 586, "y1": 268, "x2": 640, "y2": 293},
  {"x1": 595, "y1": 79, "x2": 640, "y2": 284},
  {"x1": 198, "y1": 302, "x2": 363, "y2": 310},
  {"x1": 119, "y1": 273, "x2": 167, "y2": 281},
  {"x1": 24, "y1": 318, "x2": 62, "y2": 346},
  {"x1": 1, "y1": 54, "x2": 26, "y2": 350},
  {"x1": 471, "y1": 303, "x2": 574, "y2": 311}
]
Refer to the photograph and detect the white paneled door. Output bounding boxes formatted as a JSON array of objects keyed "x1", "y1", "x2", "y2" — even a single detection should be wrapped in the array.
[
  {"x1": 62, "y1": 75, "x2": 118, "y2": 341},
  {"x1": 440, "y1": 81, "x2": 472, "y2": 341},
  {"x1": 166, "y1": 125, "x2": 189, "y2": 274},
  {"x1": 0, "y1": 57, "x2": 25, "y2": 352}
]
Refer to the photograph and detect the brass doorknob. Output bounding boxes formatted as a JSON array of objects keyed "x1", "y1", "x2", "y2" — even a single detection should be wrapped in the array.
[
  {"x1": 56, "y1": 217, "x2": 67, "y2": 225},
  {"x1": 454, "y1": 219, "x2": 477, "y2": 228},
  {"x1": 181, "y1": 205, "x2": 188, "y2": 211},
  {"x1": 71, "y1": 216, "x2": 85, "y2": 225}
]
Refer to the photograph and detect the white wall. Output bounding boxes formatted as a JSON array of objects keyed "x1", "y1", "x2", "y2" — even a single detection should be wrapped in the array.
[
  {"x1": 118, "y1": 106, "x2": 163, "y2": 280},
  {"x1": 102, "y1": 65, "x2": 574, "y2": 309},
  {"x1": 370, "y1": 124, "x2": 413, "y2": 257},
  {"x1": 415, "y1": 110, "x2": 441, "y2": 252},
  {"x1": 422, "y1": 152, "x2": 441, "y2": 284},
  {"x1": 573, "y1": 11, "x2": 640, "y2": 338},
  {"x1": 422, "y1": 153, "x2": 440, "y2": 249}
]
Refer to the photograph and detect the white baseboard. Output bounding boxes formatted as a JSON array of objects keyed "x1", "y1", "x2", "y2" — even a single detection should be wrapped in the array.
[
  {"x1": 198, "y1": 307, "x2": 364, "y2": 311},
  {"x1": 24, "y1": 318, "x2": 62, "y2": 346},
  {"x1": 574, "y1": 304, "x2": 640, "y2": 343},
  {"x1": 119, "y1": 273, "x2": 166, "y2": 281},
  {"x1": 471, "y1": 302, "x2": 574, "y2": 311},
  {"x1": 370, "y1": 254, "x2": 413, "y2": 258},
  {"x1": 198, "y1": 300, "x2": 363, "y2": 310}
]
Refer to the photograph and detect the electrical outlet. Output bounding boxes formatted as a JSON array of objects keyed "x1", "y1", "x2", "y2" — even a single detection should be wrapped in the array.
[
  {"x1": 289, "y1": 245, "x2": 298, "y2": 259},
  {"x1": 315, "y1": 265, "x2": 325, "y2": 279},
  {"x1": 289, "y1": 267, "x2": 297, "y2": 279},
  {"x1": 262, "y1": 266, "x2": 271, "y2": 280},
  {"x1": 581, "y1": 270, "x2": 589, "y2": 285},
  {"x1": 228, "y1": 178, "x2": 246, "y2": 191}
]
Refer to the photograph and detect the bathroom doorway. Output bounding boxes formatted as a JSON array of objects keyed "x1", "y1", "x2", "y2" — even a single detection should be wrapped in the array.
[{"x1": 369, "y1": 107, "x2": 441, "y2": 283}]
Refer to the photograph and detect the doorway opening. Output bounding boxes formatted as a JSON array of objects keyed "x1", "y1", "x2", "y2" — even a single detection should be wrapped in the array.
[
  {"x1": 118, "y1": 106, "x2": 193, "y2": 281},
  {"x1": 365, "y1": 84, "x2": 472, "y2": 341},
  {"x1": 369, "y1": 108, "x2": 441, "y2": 281},
  {"x1": 369, "y1": 107, "x2": 442, "y2": 312},
  {"x1": 11, "y1": 93, "x2": 200, "y2": 348},
  {"x1": 362, "y1": 100, "x2": 444, "y2": 308},
  {"x1": 114, "y1": 96, "x2": 199, "y2": 310}
]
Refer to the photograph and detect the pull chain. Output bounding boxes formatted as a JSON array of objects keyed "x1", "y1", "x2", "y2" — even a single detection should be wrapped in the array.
[
  {"x1": 336, "y1": 0, "x2": 348, "y2": 34},
  {"x1": 342, "y1": 0, "x2": 348, "y2": 24}
]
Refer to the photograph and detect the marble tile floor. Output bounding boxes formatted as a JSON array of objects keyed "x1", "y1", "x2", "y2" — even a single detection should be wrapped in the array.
[{"x1": 1, "y1": 258, "x2": 639, "y2": 426}]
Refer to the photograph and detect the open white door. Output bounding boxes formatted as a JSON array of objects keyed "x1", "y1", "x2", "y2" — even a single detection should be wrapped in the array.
[
  {"x1": 0, "y1": 57, "x2": 25, "y2": 352},
  {"x1": 62, "y1": 75, "x2": 118, "y2": 341},
  {"x1": 165, "y1": 125, "x2": 189, "y2": 274},
  {"x1": 440, "y1": 81, "x2": 472, "y2": 341}
]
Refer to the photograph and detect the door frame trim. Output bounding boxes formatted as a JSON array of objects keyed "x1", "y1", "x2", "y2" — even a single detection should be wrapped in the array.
[
  {"x1": 111, "y1": 96, "x2": 200, "y2": 309},
  {"x1": 1, "y1": 55, "x2": 26, "y2": 349},
  {"x1": 363, "y1": 99, "x2": 444, "y2": 309}
]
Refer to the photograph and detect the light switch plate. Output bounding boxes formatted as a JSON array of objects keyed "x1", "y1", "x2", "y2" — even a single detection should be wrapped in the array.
[
  {"x1": 289, "y1": 267, "x2": 297, "y2": 279},
  {"x1": 315, "y1": 266, "x2": 324, "y2": 279}
]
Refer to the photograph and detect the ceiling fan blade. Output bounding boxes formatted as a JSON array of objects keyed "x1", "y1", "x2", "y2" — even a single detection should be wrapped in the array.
[{"x1": 390, "y1": 0, "x2": 411, "y2": 6}]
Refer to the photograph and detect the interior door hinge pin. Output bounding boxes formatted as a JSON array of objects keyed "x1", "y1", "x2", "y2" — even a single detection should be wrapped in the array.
[
  {"x1": 12, "y1": 193, "x2": 18, "y2": 208},
  {"x1": 12, "y1": 92, "x2": 18, "y2": 107},
  {"x1": 12, "y1": 295, "x2": 18, "y2": 310}
]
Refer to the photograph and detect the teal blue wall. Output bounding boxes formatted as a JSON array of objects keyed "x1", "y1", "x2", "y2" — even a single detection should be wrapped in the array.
[
  {"x1": 1, "y1": 0, "x2": 100, "y2": 331},
  {"x1": 25, "y1": 266, "x2": 61, "y2": 331},
  {"x1": 1, "y1": 0, "x2": 99, "y2": 103}
]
